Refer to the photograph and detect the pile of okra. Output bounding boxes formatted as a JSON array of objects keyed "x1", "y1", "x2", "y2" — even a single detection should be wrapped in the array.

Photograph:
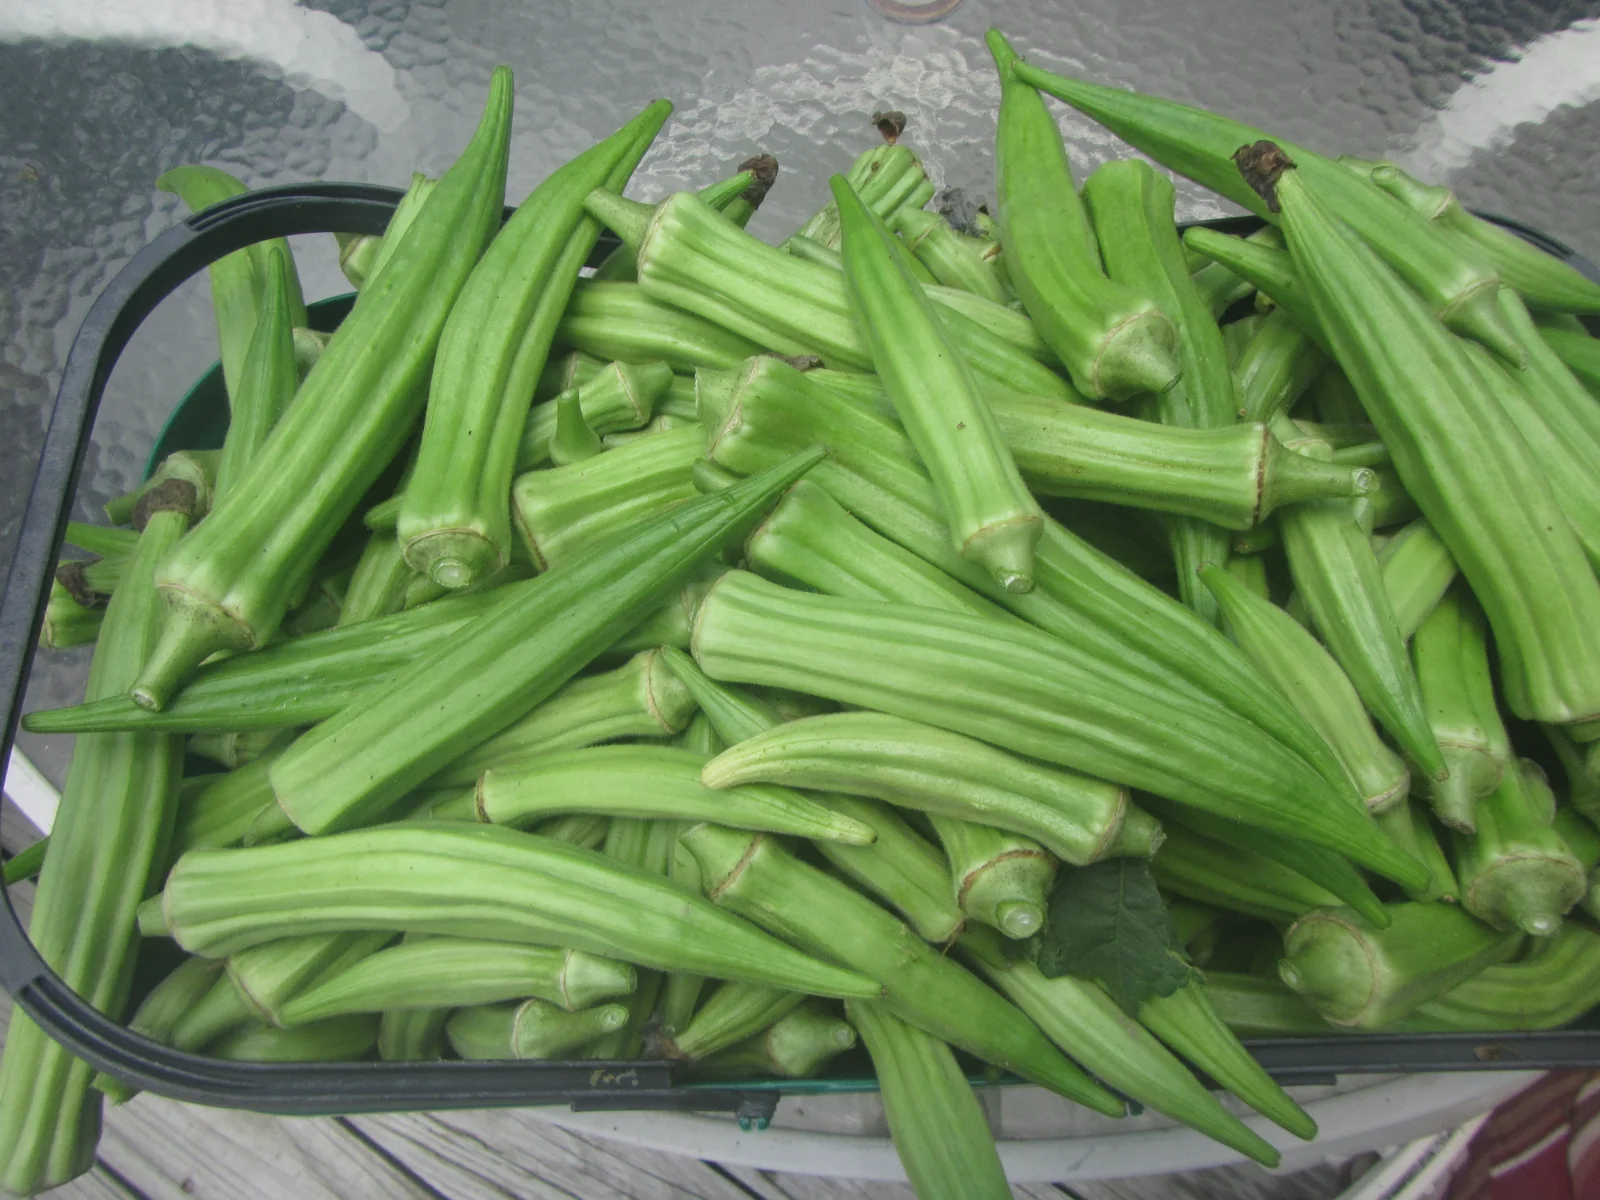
[{"x1": 6, "y1": 26, "x2": 1600, "y2": 1199}]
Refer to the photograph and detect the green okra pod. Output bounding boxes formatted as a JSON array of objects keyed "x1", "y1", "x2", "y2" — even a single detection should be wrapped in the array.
[
  {"x1": 557, "y1": 280, "x2": 766, "y2": 371},
  {"x1": 378, "y1": 1008, "x2": 449, "y2": 1063},
  {"x1": 209, "y1": 1015, "x2": 378, "y2": 1063},
  {"x1": 892, "y1": 207, "x2": 1011, "y2": 304},
  {"x1": 536, "y1": 814, "x2": 613, "y2": 849},
  {"x1": 427, "y1": 647, "x2": 696, "y2": 787},
  {"x1": 104, "y1": 450, "x2": 220, "y2": 528},
  {"x1": 921, "y1": 284, "x2": 1052, "y2": 363},
  {"x1": 832, "y1": 174, "x2": 1042, "y2": 591},
  {"x1": 171, "y1": 731, "x2": 297, "y2": 855},
  {"x1": 0, "y1": 482, "x2": 196, "y2": 1197},
  {"x1": 157, "y1": 164, "x2": 308, "y2": 400},
  {"x1": 705, "y1": 356, "x2": 1356, "y2": 799},
  {"x1": 987, "y1": 32, "x2": 1180, "y2": 400},
  {"x1": 1151, "y1": 822, "x2": 1345, "y2": 922},
  {"x1": 133, "y1": 72, "x2": 515, "y2": 709},
  {"x1": 1400, "y1": 922, "x2": 1600, "y2": 1032},
  {"x1": 547, "y1": 389, "x2": 604, "y2": 466},
  {"x1": 39, "y1": 580, "x2": 104, "y2": 650},
  {"x1": 662, "y1": 982, "x2": 803, "y2": 1061},
  {"x1": 1180, "y1": 228, "x2": 1327, "y2": 353},
  {"x1": 166, "y1": 969, "x2": 255, "y2": 1053},
  {"x1": 187, "y1": 727, "x2": 285, "y2": 771},
  {"x1": 1278, "y1": 901, "x2": 1521, "y2": 1028},
  {"x1": 1138, "y1": 979, "x2": 1316, "y2": 1141},
  {"x1": 592, "y1": 164, "x2": 759, "y2": 282},
  {"x1": 535, "y1": 349, "x2": 607, "y2": 402},
  {"x1": 696, "y1": 1002, "x2": 857, "y2": 1079},
  {"x1": 788, "y1": 138, "x2": 930, "y2": 250},
  {"x1": 845, "y1": 999, "x2": 1011, "y2": 1200},
  {"x1": 1222, "y1": 314, "x2": 1264, "y2": 365},
  {"x1": 151, "y1": 821, "x2": 878, "y2": 996},
  {"x1": 92, "y1": 957, "x2": 224, "y2": 1103},
  {"x1": 1012, "y1": 55, "x2": 1524, "y2": 363},
  {"x1": 1198, "y1": 973, "x2": 1336, "y2": 1038},
  {"x1": 699, "y1": 710, "x2": 1149, "y2": 865},
  {"x1": 279, "y1": 940, "x2": 636, "y2": 1025},
  {"x1": 692, "y1": 570, "x2": 1424, "y2": 888},
  {"x1": 1377, "y1": 519, "x2": 1457, "y2": 640},
  {"x1": 447, "y1": 999, "x2": 629, "y2": 1060},
  {"x1": 1540, "y1": 327, "x2": 1600, "y2": 395},
  {"x1": 584, "y1": 817, "x2": 676, "y2": 1059},
  {"x1": 1191, "y1": 251, "x2": 1257, "y2": 320},
  {"x1": 511, "y1": 425, "x2": 702, "y2": 571},
  {"x1": 213, "y1": 247, "x2": 299, "y2": 502},
  {"x1": 679, "y1": 823, "x2": 1122, "y2": 1113},
  {"x1": 1200, "y1": 563, "x2": 1409, "y2": 813},
  {"x1": 338, "y1": 528, "x2": 414, "y2": 628},
  {"x1": 399, "y1": 101, "x2": 671, "y2": 589},
  {"x1": 1235, "y1": 306, "x2": 1327, "y2": 425},
  {"x1": 226, "y1": 931, "x2": 393, "y2": 1027},
  {"x1": 1545, "y1": 726, "x2": 1600, "y2": 824},
  {"x1": 268, "y1": 448, "x2": 823, "y2": 835},
  {"x1": 64, "y1": 521, "x2": 139, "y2": 559},
  {"x1": 1082, "y1": 156, "x2": 1242, "y2": 623},
  {"x1": 1412, "y1": 587, "x2": 1511, "y2": 831},
  {"x1": 927, "y1": 816, "x2": 1055, "y2": 938},
  {"x1": 960, "y1": 926, "x2": 1280, "y2": 1166},
  {"x1": 475, "y1": 744, "x2": 876, "y2": 843},
  {"x1": 1452, "y1": 761, "x2": 1586, "y2": 936},
  {"x1": 337, "y1": 172, "x2": 437, "y2": 291},
  {"x1": 1240, "y1": 143, "x2": 1600, "y2": 729},
  {"x1": 1374, "y1": 802, "x2": 1460, "y2": 904},
  {"x1": 1224, "y1": 552, "x2": 1271, "y2": 601}
]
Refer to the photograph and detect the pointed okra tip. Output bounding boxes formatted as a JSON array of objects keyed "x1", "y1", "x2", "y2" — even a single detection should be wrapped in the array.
[
  {"x1": 984, "y1": 28, "x2": 1020, "y2": 72},
  {"x1": 1232, "y1": 140, "x2": 1297, "y2": 214}
]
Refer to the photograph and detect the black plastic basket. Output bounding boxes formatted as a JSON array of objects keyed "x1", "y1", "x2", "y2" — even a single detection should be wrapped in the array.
[{"x1": 3, "y1": 181, "x2": 1599, "y2": 1121}]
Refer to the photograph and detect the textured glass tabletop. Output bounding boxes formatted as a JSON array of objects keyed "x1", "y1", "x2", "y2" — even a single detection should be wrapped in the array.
[{"x1": 3, "y1": 0, "x2": 1599, "y2": 785}]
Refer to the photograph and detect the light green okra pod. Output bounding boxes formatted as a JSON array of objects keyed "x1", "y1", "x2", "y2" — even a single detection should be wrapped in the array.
[
  {"x1": 447, "y1": 999, "x2": 628, "y2": 1060},
  {"x1": 170, "y1": 731, "x2": 297, "y2": 855},
  {"x1": 832, "y1": 173, "x2": 1043, "y2": 592},
  {"x1": 92, "y1": 958, "x2": 224, "y2": 1103},
  {"x1": 664, "y1": 982, "x2": 802, "y2": 1061},
  {"x1": 927, "y1": 815, "x2": 1055, "y2": 939},
  {"x1": 1234, "y1": 306, "x2": 1327, "y2": 425},
  {"x1": 960, "y1": 926, "x2": 1280, "y2": 1166},
  {"x1": 213, "y1": 248, "x2": 300, "y2": 502},
  {"x1": 1377, "y1": 519, "x2": 1457, "y2": 640},
  {"x1": 133, "y1": 72, "x2": 515, "y2": 709},
  {"x1": 592, "y1": 164, "x2": 760, "y2": 281},
  {"x1": 1540, "y1": 327, "x2": 1600, "y2": 395},
  {"x1": 556, "y1": 280, "x2": 768, "y2": 372},
  {"x1": 337, "y1": 172, "x2": 437, "y2": 291},
  {"x1": 699, "y1": 710, "x2": 1148, "y2": 866},
  {"x1": 846, "y1": 998, "x2": 1012, "y2": 1200},
  {"x1": 104, "y1": 450, "x2": 220, "y2": 528},
  {"x1": 1397, "y1": 923, "x2": 1600, "y2": 1032},
  {"x1": 1150, "y1": 822, "x2": 1345, "y2": 923},
  {"x1": 187, "y1": 727, "x2": 284, "y2": 771},
  {"x1": 1412, "y1": 587, "x2": 1511, "y2": 832},
  {"x1": 227, "y1": 931, "x2": 394, "y2": 1027},
  {"x1": 787, "y1": 139, "x2": 929, "y2": 251},
  {"x1": 1200, "y1": 563, "x2": 1409, "y2": 813},
  {"x1": 1181, "y1": 227, "x2": 1327, "y2": 353},
  {"x1": 514, "y1": 360, "x2": 669, "y2": 475},
  {"x1": 892, "y1": 206, "x2": 1012, "y2": 304},
  {"x1": 1374, "y1": 802, "x2": 1460, "y2": 904},
  {"x1": 986, "y1": 32, "x2": 1180, "y2": 400},
  {"x1": 696, "y1": 1002, "x2": 858, "y2": 1079}
]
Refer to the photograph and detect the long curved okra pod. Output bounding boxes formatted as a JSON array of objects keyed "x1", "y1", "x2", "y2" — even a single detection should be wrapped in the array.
[
  {"x1": 213, "y1": 248, "x2": 299, "y2": 501},
  {"x1": 149, "y1": 821, "x2": 878, "y2": 996},
  {"x1": 398, "y1": 101, "x2": 670, "y2": 589},
  {"x1": 1411, "y1": 588, "x2": 1511, "y2": 831},
  {"x1": 1009, "y1": 51, "x2": 1524, "y2": 363},
  {"x1": 679, "y1": 823, "x2": 1122, "y2": 1113},
  {"x1": 960, "y1": 927, "x2": 1280, "y2": 1165},
  {"x1": 1377, "y1": 520, "x2": 1457, "y2": 640},
  {"x1": 699, "y1": 710, "x2": 1150, "y2": 865},
  {"x1": 267, "y1": 448, "x2": 823, "y2": 835},
  {"x1": 511, "y1": 425, "x2": 702, "y2": 571},
  {"x1": 1280, "y1": 902, "x2": 1522, "y2": 1029},
  {"x1": 846, "y1": 999, "x2": 1012, "y2": 1200},
  {"x1": 475, "y1": 744, "x2": 875, "y2": 843},
  {"x1": 1451, "y1": 763, "x2": 1586, "y2": 936},
  {"x1": 692, "y1": 570, "x2": 1425, "y2": 887},
  {"x1": 157, "y1": 165, "x2": 308, "y2": 400},
  {"x1": 0, "y1": 483, "x2": 195, "y2": 1197},
  {"x1": 705, "y1": 358, "x2": 1357, "y2": 799},
  {"x1": 986, "y1": 32, "x2": 1179, "y2": 399},
  {"x1": 831, "y1": 175, "x2": 1041, "y2": 591},
  {"x1": 1199, "y1": 564, "x2": 1408, "y2": 813},
  {"x1": 132, "y1": 72, "x2": 514, "y2": 709},
  {"x1": 1237, "y1": 143, "x2": 1600, "y2": 729}
]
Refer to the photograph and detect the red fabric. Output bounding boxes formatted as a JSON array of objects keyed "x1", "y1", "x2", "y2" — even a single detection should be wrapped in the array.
[{"x1": 1447, "y1": 1071, "x2": 1600, "y2": 1200}]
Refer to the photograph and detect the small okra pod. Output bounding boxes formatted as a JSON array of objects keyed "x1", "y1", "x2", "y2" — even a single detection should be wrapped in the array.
[
  {"x1": 428, "y1": 647, "x2": 696, "y2": 787},
  {"x1": 1240, "y1": 143, "x2": 1600, "y2": 729},
  {"x1": 1150, "y1": 822, "x2": 1344, "y2": 923},
  {"x1": 1197, "y1": 973, "x2": 1335, "y2": 1038},
  {"x1": 654, "y1": 969, "x2": 706, "y2": 1043},
  {"x1": 696, "y1": 1002, "x2": 857, "y2": 1079},
  {"x1": 927, "y1": 815, "x2": 1055, "y2": 939},
  {"x1": 986, "y1": 32, "x2": 1181, "y2": 400},
  {"x1": 518, "y1": 360, "x2": 672, "y2": 472},
  {"x1": 1451, "y1": 761, "x2": 1586, "y2": 936},
  {"x1": 698, "y1": 710, "x2": 1150, "y2": 866},
  {"x1": 104, "y1": 449, "x2": 220, "y2": 527},
  {"x1": 1377, "y1": 520, "x2": 1457, "y2": 640},
  {"x1": 535, "y1": 349, "x2": 607, "y2": 402},
  {"x1": 171, "y1": 732, "x2": 298, "y2": 855},
  {"x1": 1234, "y1": 306, "x2": 1327, "y2": 425},
  {"x1": 679, "y1": 822, "x2": 1122, "y2": 1114},
  {"x1": 278, "y1": 940, "x2": 636, "y2": 1025},
  {"x1": 1138, "y1": 979, "x2": 1317, "y2": 1142},
  {"x1": 1199, "y1": 563, "x2": 1409, "y2": 814},
  {"x1": 891, "y1": 207, "x2": 1011, "y2": 304},
  {"x1": 692, "y1": 570, "x2": 1425, "y2": 889},
  {"x1": 1278, "y1": 902, "x2": 1522, "y2": 1029},
  {"x1": 787, "y1": 139, "x2": 929, "y2": 251},
  {"x1": 1224, "y1": 552, "x2": 1271, "y2": 601},
  {"x1": 511, "y1": 425, "x2": 702, "y2": 571},
  {"x1": 592, "y1": 165, "x2": 758, "y2": 281},
  {"x1": 475, "y1": 744, "x2": 876, "y2": 843},
  {"x1": 547, "y1": 389, "x2": 604, "y2": 466},
  {"x1": 151, "y1": 822, "x2": 880, "y2": 997},
  {"x1": 1373, "y1": 802, "x2": 1460, "y2": 904},
  {"x1": 960, "y1": 926, "x2": 1279, "y2": 1166},
  {"x1": 447, "y1": 999, "x2": 629, "y2": 1061},
  {"x1": 831, "y1": 174, "x2": 1042, "y2": 592},
  {"x1": 213, "y1": 247, "x2": 300, "y2": 502},
  {"x1": 558, "y1": 280, "x2": 766, "y2": 371},
  {"x1": 1013, "y1": 57, "x2": 1524, "y2": 363},
  {"x1": 1191, "y1": 247, "x2": 1259, "y2": 320},
  {"x1": 921, "y1": 284, "x2": 1053, "y2": 364},
  {"x1": 210, "y1": 1015, "x2": 379, "y2": 1063},
  {"x1": 845, "y1": 998, "x2": 1012, "y2": 1200},
  {"x1": 1221, "y1": 313, "x2": 1264, "y2": 365},
  {"x1": 338, "y1": 529, "x2": 414, "y2": 628},
  {"x1": 534, "y1": 813, "x2": 611, "y2": 851},
  {"x1": 1412, "y1": 588, "x2": 1511, "y2": 832}
]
